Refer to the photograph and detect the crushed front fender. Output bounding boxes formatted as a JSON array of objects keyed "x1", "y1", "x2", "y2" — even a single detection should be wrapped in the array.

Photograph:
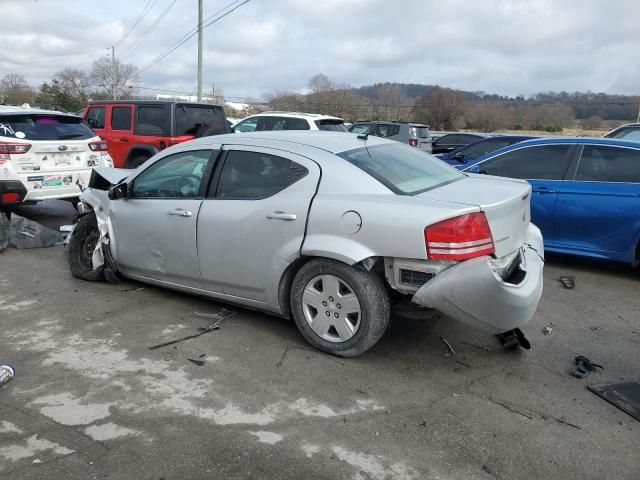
[{"x1": 412, "y1": 224, "x2": 544, "y2": 333}]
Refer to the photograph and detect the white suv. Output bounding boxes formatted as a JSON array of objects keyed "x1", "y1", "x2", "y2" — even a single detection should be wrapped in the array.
[
  {"x1": 232, "y1": 112, "x2": 348, "y2": 133},
  {"x1": 0, "y1": 105, "x2": 113, "y2": 208}
]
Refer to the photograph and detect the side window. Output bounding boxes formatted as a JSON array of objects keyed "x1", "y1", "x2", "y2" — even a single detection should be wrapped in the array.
[
  {"x1": 136, "y1": 106, "x2": 166, "y2": 135},
  {"x1": 111, "y1": 107, "x2": 132, "y2": 131},
  {"x1": 576, "y1": 145, "x2": 640, "y2": 182},
  {"x1": 234, "y1": 118, "x2": 257, "y2": 132},
  {"x1": 131, "y1": 150, "x2": 212, "y2": 198},
  {"x1": 285, "y1": 118, "x2": 310, "y2": 130},
  {"x1": 86, "y1": 107, "x2": 105, "y2": 129},
  {"x1": 256, "y1": 117, "x2": 288, "y2": 131},
  {"x1": 350, "y1": 124, "x2": 370, "y2": 135},
  {"x1": 479, "y1": 145, "x2": 573, "y2": 180},
  {"x1": 374, "y1": 125, "x2": 389, "y2": 137},
  {"x1": 439, "y1": 134, "x2": 459, "y2": 145},
  {"x1": 216, "y1": 150, "x2": 308, "y2": 200}
]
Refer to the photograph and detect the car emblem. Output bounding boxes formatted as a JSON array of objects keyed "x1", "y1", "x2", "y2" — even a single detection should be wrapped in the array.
[{"x1": 58, "y1": 145, "x2": 68, "y2": 152}]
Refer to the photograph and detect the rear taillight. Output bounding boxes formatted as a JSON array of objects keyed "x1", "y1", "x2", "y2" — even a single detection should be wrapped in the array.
[
  {"x1": 408, "y1": 138, "x2": 418, "y2": 147},
  {"x1": 89, "y1": 141, "x2": 109, "y2": 152},
  {"x1": 1, "y1": 192, "x2": 21, "y2": 203},
  {"x1": 425, "y1": 212, "x2": 495, "y2": 260},
  {"x1": 0, "y1": 143, "x2": 31, "y2": 154}
]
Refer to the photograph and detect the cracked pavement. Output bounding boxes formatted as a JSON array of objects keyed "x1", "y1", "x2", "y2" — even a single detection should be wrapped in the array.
[{"x1": 0, "y1": 201, "x2": 639, "y2": 479}]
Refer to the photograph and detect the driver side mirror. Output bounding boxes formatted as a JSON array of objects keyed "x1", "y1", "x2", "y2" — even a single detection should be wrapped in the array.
[{"x1": 108, "y1": 182, "x2": 129, "y2": 200}]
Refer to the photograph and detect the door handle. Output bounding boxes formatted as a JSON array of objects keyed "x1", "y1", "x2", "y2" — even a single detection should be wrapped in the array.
[
  {"x1": 266, "y1": 211, "x2": 296, "y2": 221},
  {"x1": 168, "y1": 208, "x2": 192, "y2": 217},
  {"x1": 119, "y1": 137, "x2": 129, "y2": 142},
  {"x1": 533, "y1": 187, "x2": 556, "y2": 194}
]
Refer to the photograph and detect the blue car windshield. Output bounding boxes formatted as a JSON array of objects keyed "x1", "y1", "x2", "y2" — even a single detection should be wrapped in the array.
[{"x1": 338, "y1": 143, "x2": 463, "y2": 195}]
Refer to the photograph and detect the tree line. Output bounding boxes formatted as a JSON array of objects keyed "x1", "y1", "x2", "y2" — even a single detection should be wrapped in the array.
[
  {"x1": 0, "y1": 56, "x2": 138, "y2": 112},
  {"x1": 267, "y1": 74, "x2": 640, "y2": 131}
]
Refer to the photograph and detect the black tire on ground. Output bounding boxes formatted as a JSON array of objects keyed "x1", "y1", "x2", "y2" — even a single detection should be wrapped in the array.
[
  {"x1": 67, "y1": 213, "x2": 104, "y2": 281},
  {"x1": 128, "y1": 155, "x2": 150, "y2": 169},
  {"x1": 290, "y1": 258, "x2": 390, "y2": 357}
]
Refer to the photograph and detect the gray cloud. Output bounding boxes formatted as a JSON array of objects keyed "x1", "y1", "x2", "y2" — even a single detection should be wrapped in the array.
[{"x1": 0, "y1": 0, "x2": 638, "y2": 99}]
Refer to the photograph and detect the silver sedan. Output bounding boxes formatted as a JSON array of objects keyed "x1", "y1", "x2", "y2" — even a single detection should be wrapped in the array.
[{"x1": 68, "y1": 132, "x2": 544, "y2": 357}]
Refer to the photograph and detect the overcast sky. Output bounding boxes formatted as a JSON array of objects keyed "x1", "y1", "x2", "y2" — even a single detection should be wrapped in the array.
[{"x1": 1, "y1": 0, "x2": 638, "y2": 100}]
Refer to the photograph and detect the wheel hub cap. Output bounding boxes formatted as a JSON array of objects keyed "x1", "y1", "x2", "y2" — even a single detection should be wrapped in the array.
[{"x1": 301, "y1": 274, "x2": 361, "y2": 343}]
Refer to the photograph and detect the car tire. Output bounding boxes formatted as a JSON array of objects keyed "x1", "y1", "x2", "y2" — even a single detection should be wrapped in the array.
[
  {"x1": 290, "y1": 258, "x2": 390, "y2": 357},
  {"x1": 67, "y1": 213, "x2": 105, "y2": 281},
  {"x1": 128, "y1": 155, "x2": 150, "y2": 169}
]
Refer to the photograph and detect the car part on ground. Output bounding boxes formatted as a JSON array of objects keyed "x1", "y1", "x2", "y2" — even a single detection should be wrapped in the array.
[
  {"x1": 572, "y1": 356, "x2": 604, "y2": 378},
  {"x1": 0, "y1": 364, "x2": 15, "y2": 387},
  {"x1": 348, "y1": 121, "x2": 432, "y2": 152},
  {"x1": 0, "y1": 105, "x2": 114, "y2": 207},
  {"x1": 588, "y1": 380, "x2": 640, "y2": 422},
  {"x1": 462, "y1": 137, "x2": 640, "y2": 265},
  {"x1": 83, "y1": 101, "x2": 230, "y2": 169},
  {"x1": 7, "y1": 213, "x2": 66, "y2": 249},
  {"x1": 67, "y1": 131, "x2": 544, "y2": 357}
]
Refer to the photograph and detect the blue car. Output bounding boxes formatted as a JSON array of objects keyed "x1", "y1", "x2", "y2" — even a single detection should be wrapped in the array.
[
  {"x1": 438, "y1": 135, "x2": 536, "y2": 166},
  {"x1": 461, "y1": 138, "x2": 640, "y2": 265}
]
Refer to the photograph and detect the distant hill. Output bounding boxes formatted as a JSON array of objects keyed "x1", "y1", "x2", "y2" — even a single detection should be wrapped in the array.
[{"x1": 353, "y1": 82, "x2": 437, "y2": 100}]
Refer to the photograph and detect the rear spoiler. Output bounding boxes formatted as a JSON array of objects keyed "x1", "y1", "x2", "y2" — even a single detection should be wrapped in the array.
[{"x1": 88, "y1": 167, "x2": 133, "y2": 191}]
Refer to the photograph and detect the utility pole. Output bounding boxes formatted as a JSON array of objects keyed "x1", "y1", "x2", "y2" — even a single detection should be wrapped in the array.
[
  {"x1": 636, "y1": 97, "x2": 640, "y2": 123},
  {"x1": 111, "y1": 46, "x2": 117, "y2": 100},
  {"x1": 197, "y1": 0, "x2": 203, "y2": 102}
]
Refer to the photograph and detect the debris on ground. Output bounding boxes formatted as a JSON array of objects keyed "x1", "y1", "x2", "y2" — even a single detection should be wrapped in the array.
[
  {"x1": 572, "y1": 356, "x2": 604, "y2": 378},
  {"x1": 588, "y1": 380, "x2": 640, "y2": 422},
  {"x1": 439, "y1": 336, "x2": 456, "y2": 356},
  {"x1": 148, "y1": 308, "x2": 236, "y2": 350},
  {"x1": 0, "y1": 213, "x2": 9, "y2": 252},
  {"x1": 0, "y1": 364, "x2": 16, "y2": 387},
  {"x1": 8, "y1": 214, "x2": 66, "y2": 249},
  {"x1": 542, "y1": 324, "x2": 554, "y2": 335},
  {"x1": 187, "y1": 358, "x2": 205, "y2": 367},
  {"x1": 121, "y1": 286, "x2": 145, "y2": 292},
  {"x1": 496, "y1": 328, "x2": 531, "y2": 350},
  {"x1": 559, "y1": 275, "x2": 575, "y2": 289}
]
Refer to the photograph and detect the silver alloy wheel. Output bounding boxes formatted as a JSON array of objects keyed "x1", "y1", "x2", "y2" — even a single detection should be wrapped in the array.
[{"x1": 301, "y1": 274, "x2": 362, "y2": 343}]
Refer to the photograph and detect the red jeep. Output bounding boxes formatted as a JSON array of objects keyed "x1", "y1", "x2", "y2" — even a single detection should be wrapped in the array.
[{"x1": 83, "y1": 101, "x2": 229, "y2": 168}]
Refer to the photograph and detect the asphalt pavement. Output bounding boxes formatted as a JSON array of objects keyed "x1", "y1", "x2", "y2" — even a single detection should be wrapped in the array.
[{"x1": 0, "y1": 201, "x2": 638, "y2": 479}]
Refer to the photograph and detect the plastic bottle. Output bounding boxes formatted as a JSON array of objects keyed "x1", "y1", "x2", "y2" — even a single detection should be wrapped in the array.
[{"x1": 0, "y1": 365, "x2": 15, "y2": 386}]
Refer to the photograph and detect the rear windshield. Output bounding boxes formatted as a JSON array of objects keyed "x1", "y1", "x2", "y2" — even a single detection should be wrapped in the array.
[
  {"x1": 0, "y1": 114, "x2": 95, "y2": 140},
  {"x1": 174, "y1": 105, "x2": 228, "y2": 136},
  {"x1": 315, "y1": 119, "x2": 348, "y2": 132},
  {"x1": 338, "y1": 143, "x2": 463, "y2": 195},
  {"x1": 606, "y1": 127, "x2": 640, "y2": 141},
  {"x1": 410, "y1": 126, "x2": 430, "y2": 138}
]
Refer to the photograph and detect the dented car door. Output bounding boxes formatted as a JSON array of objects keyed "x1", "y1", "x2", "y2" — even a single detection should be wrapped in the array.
[{"x1": 110, "y1": 149, "x2": 215, "y2": 281}]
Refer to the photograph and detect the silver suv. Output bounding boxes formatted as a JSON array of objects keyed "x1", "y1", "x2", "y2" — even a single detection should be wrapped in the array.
[{"x1": 349, "y1": 121, "x2": 432, "y2": 152}]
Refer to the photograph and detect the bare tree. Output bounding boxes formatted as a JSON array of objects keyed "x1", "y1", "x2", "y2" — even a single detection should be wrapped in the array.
[
  {"x1": 373, "y1": 84, "x2": 412, "y2": 121},
  {"x1": 55, "y1": 68, "x2": 89, "y2": 98},
  {"x1": 0, "y1": 73, "x2": 36, "y2": 105},
  {"x1": 89, "y1": 56, "x2": 138, "y2": 100},
  {"x1": 413, "y1": 87, "x2": 467, "y2": 130},
  {"x1": 464, "y1": 102, "x2": 512, "y2": 132},
  {"x1": 308, "y1": 73, "x2": 335, "y2": 94}
]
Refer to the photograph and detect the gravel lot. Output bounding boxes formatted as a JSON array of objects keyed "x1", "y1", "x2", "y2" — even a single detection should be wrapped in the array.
[{"x1": 1, "y1": 201, "x2": 639, "y2": 479}]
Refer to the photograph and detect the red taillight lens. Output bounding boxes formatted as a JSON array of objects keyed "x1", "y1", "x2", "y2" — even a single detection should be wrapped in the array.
[
  {"x1": 0, "y1": 143, "x2": 31, "y2": 154},
  {"x1": 408, "y1": 138, "x2": 418, "y2": 147},
  {"x1": 425, "y1": 212, "x2": 495, "y2": 260},
  {"x1": 2, "y1": 192, "x2": 20, "y2": 203},
  {"x1": 89, "y1": 141, "x2": 109, "y2": 152}
]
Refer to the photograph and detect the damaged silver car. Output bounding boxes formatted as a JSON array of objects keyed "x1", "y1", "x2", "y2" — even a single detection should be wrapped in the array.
[{"x1": 67, "y1": 132, "x2": 544, "y2": 357}]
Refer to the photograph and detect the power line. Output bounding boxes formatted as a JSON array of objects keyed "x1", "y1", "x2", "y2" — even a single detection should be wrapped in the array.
[
  {"x1": 119, "y1": 0, "x2": 178, "y2": 59},
  {"x1": 137, "y1": 0, "x2": 251, "y2": 75},
  {"x1": 115, "y1": 0, "x2": 157, "y2": 49}
]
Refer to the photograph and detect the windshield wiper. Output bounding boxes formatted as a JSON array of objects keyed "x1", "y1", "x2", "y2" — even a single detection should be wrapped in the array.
[{"x1": 58, "y1": 133, "x2": 86, "y2": 140}]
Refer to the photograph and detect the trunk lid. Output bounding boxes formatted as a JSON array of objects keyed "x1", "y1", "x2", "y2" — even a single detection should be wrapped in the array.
[
  {"x1": 15, "y1": 140, "x2": 96, "y2": 174},
  {"x1": 419, "y1": 175, "x2": 532, "y2": 257}
]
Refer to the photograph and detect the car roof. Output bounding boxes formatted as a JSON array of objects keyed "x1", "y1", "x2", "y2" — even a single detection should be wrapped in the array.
[
  {"x1": 0, "y1": 105, "x2": 78, "y2": 117},
  {"x1": 461, "y1": 136, "x2": 640, "y2": 170},
  {"x1": 244, "y1": 111, "x2": 344, "y2": 121},
  {"x1": 186, "y1": 131, "x2": 390, "y2": 154},
  {"x1": 87, "y1": 100, "x2": 223, "y2": 107},
  {"x1": 352, "y1": 120, "x2": 428, "y2": 127}
]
